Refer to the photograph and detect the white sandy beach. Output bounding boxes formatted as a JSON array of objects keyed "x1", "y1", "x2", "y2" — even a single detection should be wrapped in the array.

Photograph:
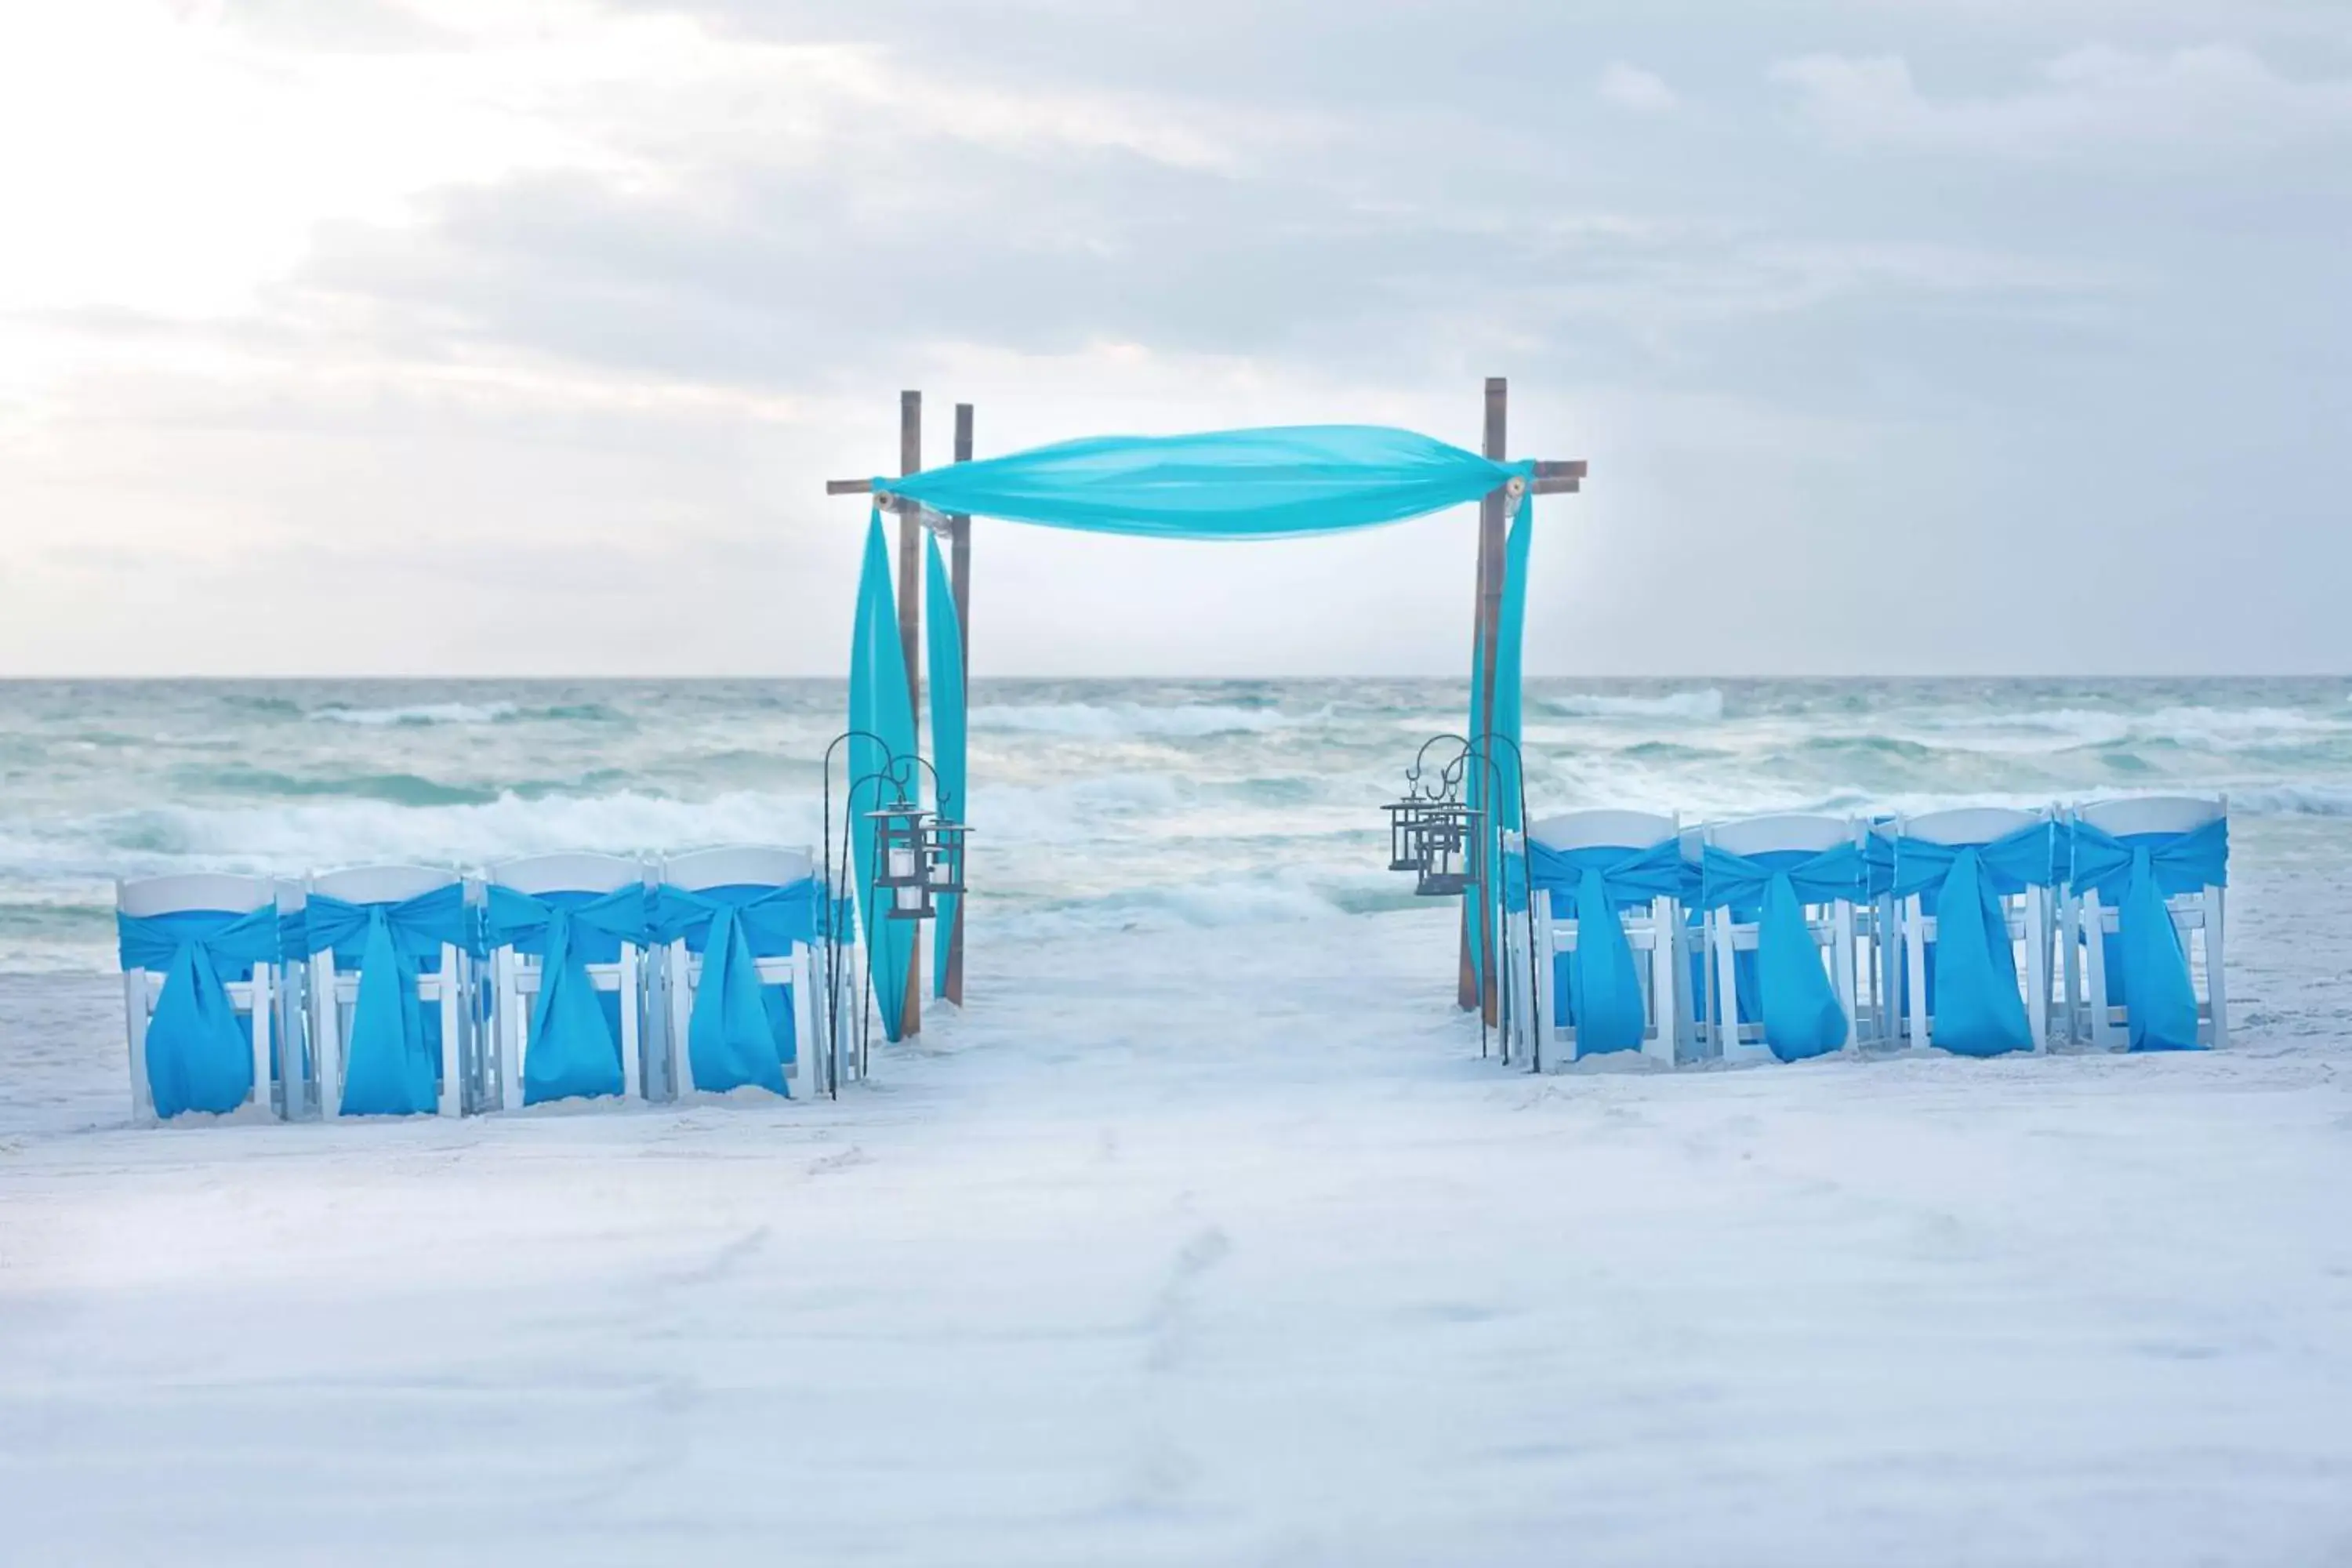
[{"x1": 5, "y1": 878, "x2": 2349, "y2": 1566}]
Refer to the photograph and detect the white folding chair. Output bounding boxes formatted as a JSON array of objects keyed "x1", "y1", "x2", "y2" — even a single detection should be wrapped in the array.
[
  {"x1": 1893, "y1": 807, "x2": 2057, "y2": 1054},
  {"x1": 307, "y1": 865, "x2": 468, "y2": 1119},
  {"x1": 1849, "y1": 819, "x2": 1902, "y2": 1050},
  {"x1": 659, "y1": 846, "x2": 826, "y2": 1101},
  {"x1": 1703, "y1": 814, "x2": 1862, "y2": 1065},
  {"x1": 117, "y1": 873, "x2": 281, "y2": 1125},
  {"x1": 1678, "y1": 826, "x2": 1713, "y2": 1061},
  {"x1": 484, "y1": 853, "x2": 650, "y2": 1110},
  {"x1": 272, "y1": 879, "x2": 312, "y2": 1119},
  {"x1": 2069, "y1": 796, "x2": 2228, "y2": 1051},
  {"x1": 1526, "y1": 810, "x2": 1682, "y2": 1068}
]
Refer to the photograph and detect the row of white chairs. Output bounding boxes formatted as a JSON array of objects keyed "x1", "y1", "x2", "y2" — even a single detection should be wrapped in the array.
[
  {"x1": 1497, "y1": 796, "x2": 2227, "y2": 1069},
  {"x1": 118, "y1": 847, "x2": 858, "y2": 1124}
]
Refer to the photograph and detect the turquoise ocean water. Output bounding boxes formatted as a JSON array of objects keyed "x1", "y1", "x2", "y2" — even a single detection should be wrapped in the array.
[{"x1": 1, "y1": 676, "x2": 2344, "y2": 977}]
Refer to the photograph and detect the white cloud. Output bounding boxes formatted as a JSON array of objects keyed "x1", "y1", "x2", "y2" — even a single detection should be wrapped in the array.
[
  {"x1": 1772, "y1": 43, "x2": 2352, "y2": 159},
  {"x1": 1598, "y1": 61, "x2": 1679, "y2": 114}
]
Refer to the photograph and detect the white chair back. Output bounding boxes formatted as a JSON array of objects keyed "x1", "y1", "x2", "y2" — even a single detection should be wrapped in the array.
[
  {"x1": 1710, "y1": 812, "x2": 1853, "y2": 858},
  {"x1": 1902, "y1": 805, "x2": 2041, "y2": 848},
  {"x1": 487, "y1": 852, "x2": 644, "y2": 897},
  {"x1": 2074, "y1": 795, "x2": 2224, "y2": 839},
  {"x1": 1528, "y1": 810, "x2": 1677, "y2": 855},
  {"x1": 662, "y1": 845, "x2": 815, "y2": 893}
]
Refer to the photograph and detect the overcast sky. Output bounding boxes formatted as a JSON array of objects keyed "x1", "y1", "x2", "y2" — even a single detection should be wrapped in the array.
[{"x1": 1, "y1": 0, "x2": 2345, "y2": 677}]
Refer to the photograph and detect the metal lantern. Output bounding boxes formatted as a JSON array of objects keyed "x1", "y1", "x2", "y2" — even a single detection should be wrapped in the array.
[
  {"x1": 1412, "y1": 799, "x2": 1483, "y2": 898},
  {"x1": 1386, "y1": 798, "x2": 1431, "y2": 873},
  {"x1": 923, "y1": 815, "x2": 971, "y2": 899},
  {"x1": 869, "y1": 799, "x2": 936, "y2": 921}
]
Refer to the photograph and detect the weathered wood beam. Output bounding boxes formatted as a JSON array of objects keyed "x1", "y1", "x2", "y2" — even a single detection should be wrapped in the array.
[{"x1": 1477, "y1": 380, "x2": 1510, "y2": 1026}]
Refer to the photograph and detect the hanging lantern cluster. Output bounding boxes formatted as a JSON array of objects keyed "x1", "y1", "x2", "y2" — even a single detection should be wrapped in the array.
[
  {"x1": 1387, "y1": 795, "x2": 1483, "y2": 898},
  {"x1": 866, "y1": 796, "x2": 971, "y2": 922},
  {"x1": 1385, "y1": 736, "x2": 1486, "y2": 900}
]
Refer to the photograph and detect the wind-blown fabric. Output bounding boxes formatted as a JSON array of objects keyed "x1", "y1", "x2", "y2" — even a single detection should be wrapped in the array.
[
  {"x1": 1465, "y1": 491, "x2": 1535, "y2": 993},
  {"x1": 848, "y1": 508, "x2": 920, "y2": 1042},
  {"x1": 924, "y1": 533, "x2": 966, "y2": 1000},
  {"x1": 1698, "y1": 843, "x2": 1864, "y2": 1062},
  {"x1": 2070, "y1": 817, "x2": 2227, "y2": 1052},
  {"x1": 482, "y1": 884, "x2": 648, "y2": 1105},
  {"x1": 118, "y1": 905, "x2": 281, "y2": 1118},
  {"x1": 1889, "y1": 822, "x2": 2060, "y2": 1058},
  {"x1": 649, "y1": 880, "x2": 820, "y2": 1096},
  {"x1": 304, "y1": 884, "x2": 474, "y2": 1116},
  {"x1": 877, "y1": 426, "x2": 1530, "y2": 540},
  {"x1": 861, "y1": 425, "x2": 1536, "y2": 1003},
  {"x1": 1513, "y1": 836, "x2": 1683, "y2": 1056}
]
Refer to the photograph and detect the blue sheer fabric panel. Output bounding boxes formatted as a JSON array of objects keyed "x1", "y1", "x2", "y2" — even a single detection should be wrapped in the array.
[
  {"x1": 924, "y1": 533, "x2": 967, "y2": 1000},
  {"x1": 483, "y1": 884, "x2": 648, "y2": 1105},
  {"x1": 1699, "y1": 843, "x2": 1862, "y2": 1061},
  {"x1": 848, "y1": 509, "x2": 920, "y2": 1041},
  {"x1": 2069, "y1": 818, "x2": 2227, "y2": 1052},
  {"x1": 117, "y1": 906, "x2": 281, "y2": 1118},
  {"x1": 1519, "y1": 837, "x2": 1682, "y2": 1055},
  {"x1": 649, "y1": 880, "x2": 819, "y2": 1096},
  {"x1": 1464, "y1": 492, "x2": 1535, "y2": 990},
  {"x1": 1889, "y1": 822, "x2": 2059, "y2": 1058},
  {"x1": 304, "y1": 885, "x2": 473, "y2": 1116},
  {"x1": 880, "y1": 426, "x2": 1529, "y2": 540}
]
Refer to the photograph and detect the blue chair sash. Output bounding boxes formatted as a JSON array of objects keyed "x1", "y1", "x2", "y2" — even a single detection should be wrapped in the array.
[
  {"x1": 117, "y1": 906, "x2": 281, "y2": 1119},
  {"x1": 305, "y1": 885, "x2": 473, "y2": 1116},
  {"x1": 484, "y1": 884, "x2": 648, "y2": 1105},
  {"x1": 1515, "y1": 838, "x2": 1683, "y2": 1056},
  {"x1": 648, "y1": 880, "x2": 820, "y2": 1097},
  {"x1": 1889, "y1": 821, "x2": 2059, "y2": 1058},
  {"x1": 2069, "y1": 817, "x2": 2227, "y2": 1052},
  {"x1": 1698, "y1": 842, "x2": 1862, "y2": 1062}
]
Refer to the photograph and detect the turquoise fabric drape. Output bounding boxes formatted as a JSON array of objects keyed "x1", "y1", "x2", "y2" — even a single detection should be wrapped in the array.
[
  {"x1": 1699, "y1": 843, "x2": 1863, "y2": 1062},
  {"x1": 1512, "y1": 836, "x2": 1683, "y2": 1056},
  {"x1": 848, "y1": 508, "x2": 920, "y2": 1042},
  {"x1": 1464, "y1": 491, "x2": 1535, "y2": 992},
  {"x1": 648, "y1": 880, "x2": 820, "y2": 1096},
  {"x1": 858, "y1": 424, "x2": 1536, "y2": 1005},
  {"x1": 924, "y1": 533, "x2": 967, "y2": 1000},
  {"x1": 2070, "y1": 818, "x2": 2226, "y2": 1052},
  {"x1": 304, "y1": 885, "x2": 473, "y2": 1116},
  {"x1": 482, "y1": 884, "x2": 648, "y2": 1105},
  {"x1": 878, "y1": 426, "x2": 1529, "y2": 540},
  {"x1": 1889, "y1": 822, "x2": 2060, "y2": 1058},
  {"x1": 117, "y1": 906, "x2": 281, "y2": 1118}
]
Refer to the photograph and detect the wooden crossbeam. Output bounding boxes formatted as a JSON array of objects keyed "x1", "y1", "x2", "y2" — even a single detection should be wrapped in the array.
[{"x1": 826, "y1": 458, "x2": 1586, "y2": 506}]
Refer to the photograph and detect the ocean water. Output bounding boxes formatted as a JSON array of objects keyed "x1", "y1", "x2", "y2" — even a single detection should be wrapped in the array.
[{"x1": 2, "y1": 676, "x2": 2347, "y2": 977}]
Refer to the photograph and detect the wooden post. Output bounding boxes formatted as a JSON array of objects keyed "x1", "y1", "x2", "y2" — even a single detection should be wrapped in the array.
[
  {"x1": 1474, "y1": 376, "x2": 1508, "y2": 1023},
  {"x1": 1460, "y1": 377, "x2": 1508, "y2": 1012},
  {"x1": 898, "y1": 389, "x2": 923, "y2": 1038},
  {"x1": 945, "y1": 402, "x2": 973, "y2": 1006}
]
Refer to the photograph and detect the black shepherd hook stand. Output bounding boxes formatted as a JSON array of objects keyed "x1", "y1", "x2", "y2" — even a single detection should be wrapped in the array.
[
  {"x1": 820, "y1": 731, "x2": 971, "y2": 1095},
  {"x1": 1388, "y1": 731, "x2": 1544, "y2": 1072}
]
